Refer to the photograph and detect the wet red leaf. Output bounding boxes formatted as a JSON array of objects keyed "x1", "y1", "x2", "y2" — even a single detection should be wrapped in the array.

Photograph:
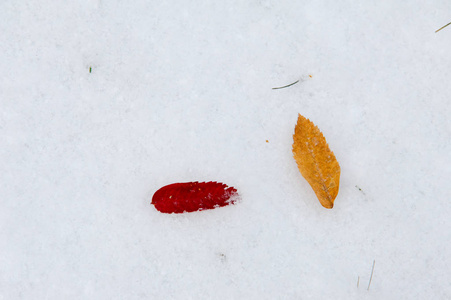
[{"x1": 152, "y1": 181, "x2": 239, "y2": 214}]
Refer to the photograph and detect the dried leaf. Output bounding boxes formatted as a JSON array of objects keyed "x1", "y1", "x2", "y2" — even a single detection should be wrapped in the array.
[{"x1": 292, "y1": 114, "x2": 341, "y2": 208}]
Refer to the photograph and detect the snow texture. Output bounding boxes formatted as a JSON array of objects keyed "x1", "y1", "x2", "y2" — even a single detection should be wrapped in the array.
[{"x1": 1, "y1": 1, "x2": 450, "y2": 299}]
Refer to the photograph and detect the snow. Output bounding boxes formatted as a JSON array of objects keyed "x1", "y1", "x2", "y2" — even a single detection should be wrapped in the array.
[{"x1": 1, "y1": 1, "x2": 451, "y2": 299}]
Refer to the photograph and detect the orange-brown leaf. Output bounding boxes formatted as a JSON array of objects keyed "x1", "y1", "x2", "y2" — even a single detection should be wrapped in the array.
[{"x1": 292, "y1": 114, "x2": 341, "y2": 209}]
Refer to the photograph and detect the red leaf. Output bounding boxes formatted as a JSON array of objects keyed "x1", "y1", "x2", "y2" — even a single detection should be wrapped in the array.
[{"x1": 152, "y1": 181, "x2": 239, "y2": 214}]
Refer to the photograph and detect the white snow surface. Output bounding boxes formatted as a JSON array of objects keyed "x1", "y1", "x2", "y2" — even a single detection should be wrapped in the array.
[{"x1": 1, "y1": 1, "x2": 451, "y2": 299}]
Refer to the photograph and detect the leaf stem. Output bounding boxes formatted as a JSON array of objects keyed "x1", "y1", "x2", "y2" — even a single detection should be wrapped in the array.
[
  {"x1": 272, "y1": 80, "x2": 300, "y2": 90},
  {"x1": 367, "y1": 260, "x2": 375, "y2": 291},
  {"x1": 436, "y1": 22, "x2": 451, "y2": 33}
]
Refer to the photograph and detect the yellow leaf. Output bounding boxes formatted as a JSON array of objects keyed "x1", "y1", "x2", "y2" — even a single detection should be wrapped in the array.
[{"x1": 292, "y1": 114, "x2": 341, "y2": 209}]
